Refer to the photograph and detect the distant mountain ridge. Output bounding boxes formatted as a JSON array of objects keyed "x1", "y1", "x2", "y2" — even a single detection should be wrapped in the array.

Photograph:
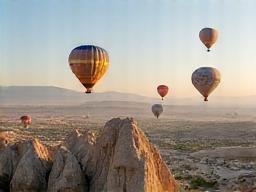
[
  {"x1": 0, "y1": 86, "x2": 255, "y2": 107},
  {"x1": 0, "y1": 86, "x2": 157, "y2": 105}
]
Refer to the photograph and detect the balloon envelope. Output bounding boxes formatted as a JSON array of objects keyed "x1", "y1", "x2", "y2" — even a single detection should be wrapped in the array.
[
  {"x1": 69, "y1": 45, "x2": 109, "y2": 93},
  {"x1": 20, "y1": 115, "x2": 32, "y2": 128},
  {"x1": 151, "y1": 104, "x2": 163, "y2": 118},
  {"x1": 199, "y1": 28, "x2": 218, "y2": 51},
  {"x1": 157, "y1": 85, "x2": 169, "y2": 100},
  {"x1": 192, "y1": 67, "x2": 221, "y2": 101}
]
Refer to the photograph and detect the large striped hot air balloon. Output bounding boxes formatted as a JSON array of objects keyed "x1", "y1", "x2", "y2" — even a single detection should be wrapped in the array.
[
  {"x1": 199, "y1": 28, "x2": 218, "y2": 52},
  {"x1": 20, "y1": 115, "x2": 32, "y2": 128},
  {"x1": 69, "y1": 45, "x2": 109, "y2": 93},
  {"x1": 192, "y1": 67, "x2": 221, "y2": 101}
]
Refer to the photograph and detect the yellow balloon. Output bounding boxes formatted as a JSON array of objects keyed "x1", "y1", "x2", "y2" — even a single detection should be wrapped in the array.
[
  {"x1": 192, "y1": 67, "x2": 221, "y2": 101},
  {"x1": 69, "y1": 45, "x2": 109, "y2": 93}
]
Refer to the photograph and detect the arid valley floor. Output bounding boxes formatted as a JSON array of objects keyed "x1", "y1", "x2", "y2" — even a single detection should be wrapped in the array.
[{"x1": 1, "y1": 102, "x2": 256, "y2": 191}]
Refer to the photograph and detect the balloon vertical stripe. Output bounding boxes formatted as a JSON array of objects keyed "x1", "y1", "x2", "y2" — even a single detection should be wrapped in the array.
[{"x1": 69, "y1": 45, "x2": 109, "y2": 93}]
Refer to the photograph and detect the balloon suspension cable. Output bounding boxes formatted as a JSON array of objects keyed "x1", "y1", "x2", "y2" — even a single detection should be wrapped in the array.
[
  {"x1": 85, "y1": 88, "x2": 92, "y2": 94},
  {"x1": 162, "y1": 97, "x2": 163, "y2": 101}
]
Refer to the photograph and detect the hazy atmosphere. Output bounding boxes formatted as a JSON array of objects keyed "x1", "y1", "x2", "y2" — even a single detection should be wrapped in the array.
[
  {"x1": 1, "y1": 1, "x2": 256, "y2": 192},
  {"x1": 1, "y1": 0, "x2": 256, "y2": 97}
]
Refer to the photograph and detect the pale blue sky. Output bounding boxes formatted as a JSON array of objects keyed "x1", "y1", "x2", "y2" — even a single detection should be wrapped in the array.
[{"x1": 1, "y1": 0, "x2": 256, "y2": 97}]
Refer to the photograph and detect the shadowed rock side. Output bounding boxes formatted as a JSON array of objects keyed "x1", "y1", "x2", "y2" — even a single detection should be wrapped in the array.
[
  {"x1": 47, "y1": 146, "x2": 88, "y2": 192},
  {"x1": 0, "y1": 118, "x2": 179, "y2": 192}
]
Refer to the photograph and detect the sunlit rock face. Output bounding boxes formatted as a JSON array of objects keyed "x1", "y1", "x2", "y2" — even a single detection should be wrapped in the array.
[{"x1": 0, "y1": 118, "x2": 179, "y2": 192}]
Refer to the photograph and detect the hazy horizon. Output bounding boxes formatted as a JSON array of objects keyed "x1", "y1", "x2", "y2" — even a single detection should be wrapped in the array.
[
  {"x1": 2, "y1": 85, "x2": 256, "y2": 98},
  {"x1": 1, "y1": 85, "x2": 256, "y2": 108}
]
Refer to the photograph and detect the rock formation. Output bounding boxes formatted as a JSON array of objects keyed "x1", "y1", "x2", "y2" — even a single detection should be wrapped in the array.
[
  {"x1": 47, "y1": 146, "x2": 88, "y2": 192},
  {"x1": 0, "y1": 138, "x2": 53, "y2": 191},
  {"x1": 0, "y1": 118, "x2": 179, "y2": 192}
]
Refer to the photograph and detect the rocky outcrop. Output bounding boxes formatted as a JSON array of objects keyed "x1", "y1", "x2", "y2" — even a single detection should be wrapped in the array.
[
  {"x1": 0, "y1": 143, "x2": 18, "y2": 190},
  {"x1": 98, "y1": 118, "x2": 179, "y2": 192},
  {"x1": 0, "y1": 139, "x2": 53, "y2": 191},
  {"x1": 10, "y1": 139, "x2": 53, "y2": 191},
  {"x1": 61, "y1": 118, "x2": 179, "y2": 192},
  {"x1": 47, "y1": 146, "x2": 88, "y2": 192},
  {"x1": 0, "y1": 118, "x2": 179, "y2": 192}
]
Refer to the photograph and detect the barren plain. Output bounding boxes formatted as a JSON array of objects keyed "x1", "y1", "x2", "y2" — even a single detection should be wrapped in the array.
[{"x1": 1, "y1": 102, "x2": 256, "y2": 191}]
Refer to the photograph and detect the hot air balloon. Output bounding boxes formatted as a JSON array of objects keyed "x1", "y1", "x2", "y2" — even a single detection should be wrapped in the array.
[
  {"x1": 199, "y1": 28, "x2": 218, "y2": 52},
  {"x1": 20, "y1": 115, "x2": 32, "y2": 128},
  {"x1": 69, "y1": 45, "x2": 109, "y2": 93},
  {"x1": 192, "y1": 67, "x2": 221, "y2": 102},
  {"x1": 151, "y1": 104, "x2": 163, "y2": 119},
  {"x1": 157, "y1": 85, "x2": 169, "y2": 100}
]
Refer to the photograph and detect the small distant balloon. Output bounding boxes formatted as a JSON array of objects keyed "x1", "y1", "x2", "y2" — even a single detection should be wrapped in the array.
[
  {"x1": 151, "y1": 104, "x2": 163, "y2": 119},
  {"x1": 157, "y1": 85, "x2": 169, "y2": 100},
  {"x1": 68, "y1": 45, "x2": 109, "y2": 93},
  {"x1": 199, "y1": 28, "x2": 218, "y2": 52},
  {"x1": 191, "y1": 67, "x2": 221, "y2": 102},
  {"x1": 20, "y1": 115, "x2": 32, "y2": 128}
]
